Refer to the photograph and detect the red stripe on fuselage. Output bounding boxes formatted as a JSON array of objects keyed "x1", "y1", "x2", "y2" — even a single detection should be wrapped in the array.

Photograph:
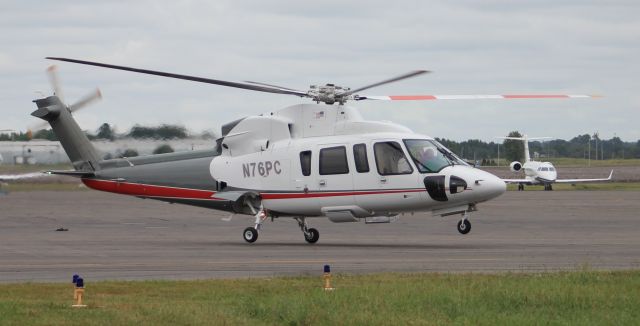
[
  {"x1": 82, "y1": 178, "x2": 217, "y2": 199},
  {"x1": 82, "y1": 178, "x2": 428, "y2": 201},
  {"x1": 260, "y1": 188, "x2": 425, "y2": 200}
]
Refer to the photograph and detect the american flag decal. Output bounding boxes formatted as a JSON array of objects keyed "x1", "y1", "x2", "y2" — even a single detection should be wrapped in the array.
[{"x1": 315, "y1": 111, "x2": 325, "y2": 119}]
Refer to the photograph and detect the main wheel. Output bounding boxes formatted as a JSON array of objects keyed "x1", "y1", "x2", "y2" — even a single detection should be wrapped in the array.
[
  {"x1": 243, "y1": 227, "x2": 258, "y2": 243},
  {"x1": 457, "y1": 219, "x2": 471, "y2": 235},
  {"x1": 518, "y1": 184, "x2": 524, "y2": 191},
  {"x1": 304, "y1": 228, "x2": 320, "y2": 244}
]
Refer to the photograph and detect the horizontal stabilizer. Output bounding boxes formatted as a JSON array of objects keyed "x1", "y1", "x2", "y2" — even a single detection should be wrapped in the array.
[{"x1": 46, "y1": 170, "x2": 95, "y2": 177}]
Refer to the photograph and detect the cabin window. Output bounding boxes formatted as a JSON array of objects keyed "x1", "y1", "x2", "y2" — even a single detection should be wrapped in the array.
[
  {"x1": 374, "y1": 141, "x2": 413, "y2": 175},
  {"x1": 353, "y1": 143, "x2": 369, "y2": 173},
  {"x1": 319, "y1": 146, "x2": 349, "y2": 175},
  {"x1": 300, "y1": 151, "x2": 312, "y2": 176}
]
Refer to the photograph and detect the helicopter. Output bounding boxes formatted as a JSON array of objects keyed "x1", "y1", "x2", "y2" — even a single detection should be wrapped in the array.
[{"x1": 33, "y1": 57, "x2": 597, "y2": 243}]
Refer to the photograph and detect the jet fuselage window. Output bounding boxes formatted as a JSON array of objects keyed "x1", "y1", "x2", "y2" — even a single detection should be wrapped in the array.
[
  {"x1": 353, "y1": 143, "x2": 370, "y2": 173},
  {"x1": 319, "y1": 146, "x2": 349, "y2": 175},
  {"x1": 299, "y1": 150, "x2": 312, "y2": 176},
  {"x1": 374, "y1": 141, "x2": 413, "y2": 175}
]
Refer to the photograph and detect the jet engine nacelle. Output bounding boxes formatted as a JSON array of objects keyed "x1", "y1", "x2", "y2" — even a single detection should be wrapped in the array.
[{"x1": 510, "y1": 161, "x2": 522, "y2": 172}]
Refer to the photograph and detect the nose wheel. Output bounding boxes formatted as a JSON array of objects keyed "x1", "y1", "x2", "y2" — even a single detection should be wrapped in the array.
[{"x1": 457, "y1": 212, "x2": 471, "y2": 234}]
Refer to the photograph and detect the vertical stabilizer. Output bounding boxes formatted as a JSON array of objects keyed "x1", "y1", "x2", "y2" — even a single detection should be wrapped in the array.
[
  {"x1": 31, "y1": 96, "x2": 101, "y2": 171},
  {"x1": 522, "y1": 134, "x2": 530, "y2": 163}
]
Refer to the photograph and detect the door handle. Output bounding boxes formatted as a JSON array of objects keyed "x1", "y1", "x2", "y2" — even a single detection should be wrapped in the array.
[
  {"x1": 379, "y1": 177, "x2": 387, "y2": 183},
  {"x1": 319, "y1": 179, "x2": 326, "y2": 186}
]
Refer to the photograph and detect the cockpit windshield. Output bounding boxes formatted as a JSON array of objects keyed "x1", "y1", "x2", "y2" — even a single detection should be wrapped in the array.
[{"x1": 403, "y1": 139, "x2": 468, "y2": 173}]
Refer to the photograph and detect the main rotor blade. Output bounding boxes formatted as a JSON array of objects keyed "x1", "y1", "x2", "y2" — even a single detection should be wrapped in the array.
[
  {"x1": 46, "y1": 57, "x2": 310, "y2": 98},
  {"x1": 355, "y1": 94, "x2": 601, "y2": 101},
  {"x1": 243, "y1": 80, "x2": 304, "y2": 92},
  {"x1": 69, "y1": 88, "x2": 102, "y2": 113},
  {"x1": 46, "y1": 65, "x2": 64, "y2": 103},
  {"x1": 341, "y1": 70, "x2": 430, "y2": 97}
]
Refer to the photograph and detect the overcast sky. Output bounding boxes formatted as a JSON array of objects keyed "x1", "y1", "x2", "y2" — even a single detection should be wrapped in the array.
[{"x1": 1, "y1": 0, "x2": 638, "y2": 142}]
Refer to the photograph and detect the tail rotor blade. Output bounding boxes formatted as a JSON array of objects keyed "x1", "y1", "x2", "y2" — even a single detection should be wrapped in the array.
[
  {"x1": 46, "y1": 65, "x2": 64, "y2": 103},
  {"x1": 69, "y1": 88, "x2": 102, "y2": 113},
  {"x1": 27, "y1": 121, "x2": 50, "y2": 134}
]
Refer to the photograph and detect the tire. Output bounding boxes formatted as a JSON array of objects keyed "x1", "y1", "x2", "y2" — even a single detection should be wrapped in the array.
[
  {"x1": 304, "y1": 228, "x2": 320, "y2": 244},
  {"x1": 457, "y1": 219, "x2": 471, "y2": 235},
  {"x1": 243, "y1": 227, "x2": 258, "y2": 243}
]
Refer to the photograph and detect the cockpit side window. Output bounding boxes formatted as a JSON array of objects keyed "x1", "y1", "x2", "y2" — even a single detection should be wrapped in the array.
[
  {"x1": 374, "y1": 141, "x2": 413, "y2": 175},
  {"x1": 403, "y1": 139, "x2": 458, "y2": 173},
  {"x1": 299, "y1": 151, "x2": 311, "y2": 176}
]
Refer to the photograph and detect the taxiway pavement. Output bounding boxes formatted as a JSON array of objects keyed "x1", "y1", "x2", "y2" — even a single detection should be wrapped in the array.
[{"x1": 1, "y1": 190, "x2": 639, "y2": 282}]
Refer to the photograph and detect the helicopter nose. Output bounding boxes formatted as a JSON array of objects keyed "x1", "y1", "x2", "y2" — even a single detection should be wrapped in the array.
[{"x1": 474, "y1": 169, "x2": 506, "y2": 201}]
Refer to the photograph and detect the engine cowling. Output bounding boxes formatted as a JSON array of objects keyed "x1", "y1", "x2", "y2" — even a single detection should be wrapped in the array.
[{"x1": 510, "y1": 161, "x2": 522, "y2": 172}]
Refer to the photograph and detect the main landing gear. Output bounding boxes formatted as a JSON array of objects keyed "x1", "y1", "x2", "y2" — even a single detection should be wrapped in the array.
[
  {"x1": 456, "y1": 211, "x2": 471, "y2": 235},
  {"x1": 518, "y1": 184, "x2": 525, "y2": 191},
  {"x1": 241, "y1": 207, "x2": 320, "y2": 244},
  {"x1": 242, "y1": 204, "x2": 267, "y2": 243},
  {"x1": 296, "y1": 217, "x2": 319, "y2": 244},
  {"x1": 544, "y1": 184, "x2": 553, "y2": 191}
]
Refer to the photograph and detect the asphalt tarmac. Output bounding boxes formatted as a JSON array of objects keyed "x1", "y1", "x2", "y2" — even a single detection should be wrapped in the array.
[{"x1": 1, "y1": 190, "x2": 639, "y2": 282}]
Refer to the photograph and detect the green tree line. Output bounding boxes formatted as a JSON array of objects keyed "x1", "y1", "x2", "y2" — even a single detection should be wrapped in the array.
[
  {"x1": 0, "y1": 123, "x2": 198, "y2": 142},
  {"x1": 436, "y1": 132, "x2": 640, "y2": 162}
]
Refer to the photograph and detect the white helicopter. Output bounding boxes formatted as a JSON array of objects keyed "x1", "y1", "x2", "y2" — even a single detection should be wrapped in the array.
[
  {"x1": 35, "y1": 57, "x2": 597, "y2": 243},
  {"x1": 500, "y1": 135, "x2": 613, "y2": 191}
]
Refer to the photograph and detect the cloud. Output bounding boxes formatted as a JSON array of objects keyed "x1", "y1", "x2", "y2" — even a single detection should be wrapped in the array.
[{"x1": 0, "y1": 0, "x2": 638, "y2": 141}]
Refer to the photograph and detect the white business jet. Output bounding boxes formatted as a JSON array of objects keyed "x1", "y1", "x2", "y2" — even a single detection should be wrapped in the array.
[{"x1": 500, "y1": 135, "x2": 613, "y2": 191}]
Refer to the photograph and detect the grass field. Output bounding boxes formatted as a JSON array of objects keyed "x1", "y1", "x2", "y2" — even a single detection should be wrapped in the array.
[
  {"x1": 490, "y1": 158, "x2": 640, "y2": 167},
  {"x1": 0, "y1": 271, "x2": 638, "y2": 325},
  {"x1": 0, "y1": 163, "x2": 72, "y2": 173},
  {"x1": 0, "y1": 183, "x2": 86, "y2": 192}
]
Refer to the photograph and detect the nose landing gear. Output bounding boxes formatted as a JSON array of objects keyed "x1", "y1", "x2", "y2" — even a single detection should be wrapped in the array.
[{"x1": 457, "y1": 212, "x2": 472, "y2": 234}]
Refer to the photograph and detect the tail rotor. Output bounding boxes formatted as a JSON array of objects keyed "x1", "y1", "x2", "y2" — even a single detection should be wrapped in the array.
[{"x1": 29, "y1": 66, "x2": 103, "y2": 135}]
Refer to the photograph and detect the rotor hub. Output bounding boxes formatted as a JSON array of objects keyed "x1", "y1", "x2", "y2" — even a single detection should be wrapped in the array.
[{"x1": 308, "y1": 84, "x2": 352, "y2": 105}]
